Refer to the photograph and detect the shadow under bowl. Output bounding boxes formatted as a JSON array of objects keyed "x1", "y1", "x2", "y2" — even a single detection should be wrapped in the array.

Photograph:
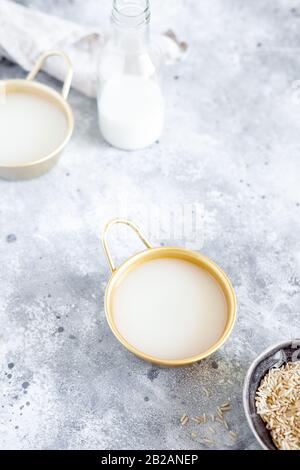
[{"x1": 243, "y1": 339, "x2": 300, "y2": 450}]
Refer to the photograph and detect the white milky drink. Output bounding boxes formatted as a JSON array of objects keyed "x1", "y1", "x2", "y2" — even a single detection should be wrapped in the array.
[
  {"x1": 98, "y1": 75, "x2": 164, "y2": 150},
  {"x1": 112, "y1": 258, "x2": 228, "y2": 360},
  {"x1": 0, "y1": 91, "x2": 68, "y2": 164}
]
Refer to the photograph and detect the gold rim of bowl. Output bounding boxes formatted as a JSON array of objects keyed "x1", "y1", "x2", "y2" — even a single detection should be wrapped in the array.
[
  {"x1": 0, "y1": 79, "x2": 74, "y2": 174},
  {"x1": 104, "y1": 246, "x2": 237, "y2": 367}
]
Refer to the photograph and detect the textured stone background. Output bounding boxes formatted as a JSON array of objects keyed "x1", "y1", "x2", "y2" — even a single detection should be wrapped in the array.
[{"x1": 0, "y1": 0, "x2": 299, "y2": 450}]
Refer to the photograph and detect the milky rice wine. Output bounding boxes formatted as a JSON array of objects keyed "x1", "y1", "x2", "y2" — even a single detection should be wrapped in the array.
[
  {"x1": 112, "y1": 258, "x2": 228, "y2": 360},
  {"x1": 0, "y1": 91, "x2": 67, "y2": 164}
]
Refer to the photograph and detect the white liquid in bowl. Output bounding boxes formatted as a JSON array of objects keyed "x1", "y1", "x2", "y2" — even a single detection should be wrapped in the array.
[
  {"x1": 0, "y1": 91, "x2": 68, "y2": 165},
  {"x1": 112, "y1": 258, "x2": 228, "y2": 360}
]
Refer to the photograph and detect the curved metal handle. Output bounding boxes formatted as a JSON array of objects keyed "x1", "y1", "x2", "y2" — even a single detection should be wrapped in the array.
[
  {"x1": 102, "y1": 218, "x2": 153, "y2": 273},
  {"x1": 26, "y1": 50, "x2": 73, "y2": 100}
]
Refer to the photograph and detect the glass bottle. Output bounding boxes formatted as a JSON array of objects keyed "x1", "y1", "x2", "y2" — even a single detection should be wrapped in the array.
[{"x1": 97, "y1": 0, "x2": 164, "y2": 150}]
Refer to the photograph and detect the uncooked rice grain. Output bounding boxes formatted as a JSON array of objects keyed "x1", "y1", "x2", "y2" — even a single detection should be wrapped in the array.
[
  {"x1": 180, "y1": 414, "x2": 189, "y2": 425},
  {"x1": 255, "y1": 361, "x2": 300, "y2": 450}
]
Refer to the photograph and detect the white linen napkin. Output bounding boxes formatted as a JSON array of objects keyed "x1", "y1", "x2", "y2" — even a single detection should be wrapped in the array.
[{"x1": 0, "y1": 0, "x2": 187, "y2": 97}]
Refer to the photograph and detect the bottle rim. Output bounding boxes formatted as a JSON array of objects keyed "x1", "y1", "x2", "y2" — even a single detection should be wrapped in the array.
[{"x1": 112, "y1": 0, "x2": 150, "y2": 28}]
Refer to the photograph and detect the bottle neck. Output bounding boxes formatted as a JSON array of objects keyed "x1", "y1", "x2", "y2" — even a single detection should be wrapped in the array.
[{"x1": 111, "y1": 0, "x2": 150, "y2": 51}]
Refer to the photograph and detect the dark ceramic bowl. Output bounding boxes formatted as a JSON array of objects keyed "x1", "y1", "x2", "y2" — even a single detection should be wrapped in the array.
[{"x1": 243, "y1": 340, "x2": 300, "y2": 450}]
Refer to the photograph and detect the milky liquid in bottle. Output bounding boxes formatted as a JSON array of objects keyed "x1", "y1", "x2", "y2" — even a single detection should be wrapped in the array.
[{"x1": 97, "y1": 0, "x2": 164, "y2": 150}]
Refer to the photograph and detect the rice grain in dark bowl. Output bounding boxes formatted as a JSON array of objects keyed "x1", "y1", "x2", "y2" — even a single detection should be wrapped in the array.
[{"x1": 243, "y1": 340, "x2": 300, "y2": 450}]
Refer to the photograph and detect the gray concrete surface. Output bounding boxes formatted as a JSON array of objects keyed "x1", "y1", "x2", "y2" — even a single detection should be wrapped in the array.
[{"x1": 0, "y1": 0, "x2": 299, "y2": 450}]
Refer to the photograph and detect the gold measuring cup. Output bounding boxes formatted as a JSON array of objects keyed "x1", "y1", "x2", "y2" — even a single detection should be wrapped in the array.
[
  {"x1": 102, "y1": 218, "x2": 237, "y2": 366},
  {"x1": 0, "y1": 50, "x2": 74, "y2": 180}
]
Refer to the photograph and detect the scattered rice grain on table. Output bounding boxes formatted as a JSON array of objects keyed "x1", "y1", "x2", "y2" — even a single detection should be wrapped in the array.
[
  {"x1": 180, "y1": 414, "x2": 189, "y2": 425},
  {"x1": 192, "y1": 414, "x2": 205, "y2": 424},
  {"x1": 220, "y1": 403, "x2": 231, "y2": 412},
  {"x1": 223, "y1": 419, "x2": 229, "y2": 430},
  {"x1": 215, "y1": 415, "x2": 223, "y2": 424},
  {"x1": 255, "y1": 361, "x2": 300, "y2": 450},
  {"x1": 216, "y1": 406, "x2": 223, "y2": 419},
  {"x1": 202, "y1": 437, "x2": 214, "y2": 445}
]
